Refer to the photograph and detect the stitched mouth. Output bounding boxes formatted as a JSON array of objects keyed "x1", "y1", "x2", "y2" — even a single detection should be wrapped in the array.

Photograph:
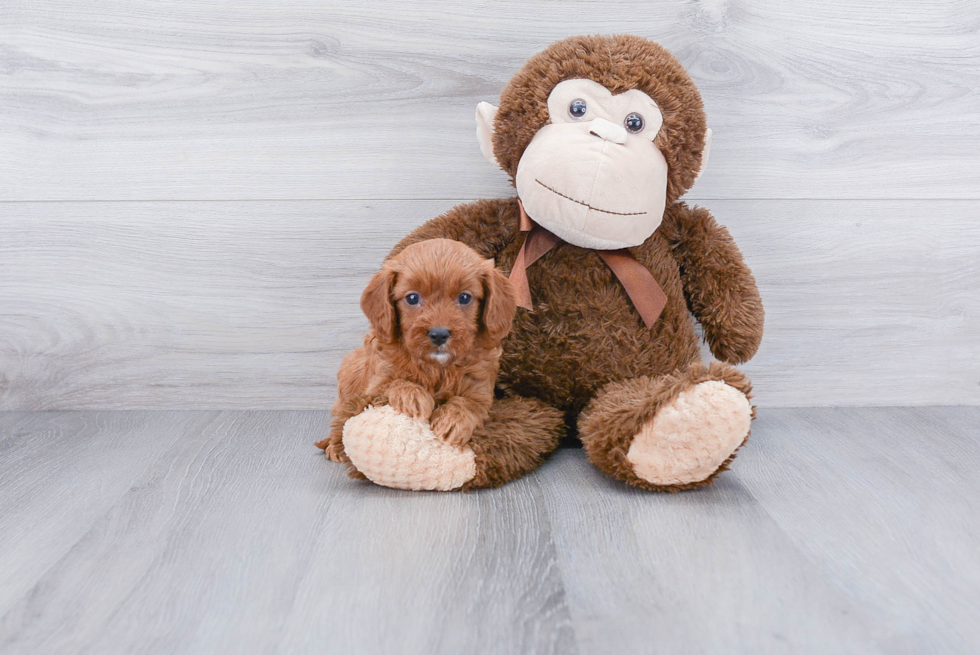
[{"x1": 535, "y1": 179, "x2": 646, "y2": 216}]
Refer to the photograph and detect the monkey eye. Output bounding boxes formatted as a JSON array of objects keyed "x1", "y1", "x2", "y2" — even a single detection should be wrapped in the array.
[
  {"x1": 568, "y1": 99, "x2": 588, "y2": 119},
  {"x1": 624, "y1": 112, "x2": 644, "y2": 133},
  {"x1": 457, "y1": 292, "x2": 473, "y2": 306},
  {"x1": 405, "y1": 292, "x2": 421, "y2": 306}
]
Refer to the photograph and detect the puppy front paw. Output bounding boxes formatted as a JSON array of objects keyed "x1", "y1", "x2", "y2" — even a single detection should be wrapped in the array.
[
  {"x1": 385, "y1": 381, "x2": 436, "y2": 420},
  {"x1": 325, "y1": 438, "x2": 348, "y2": 463},
  {"x1": 430, "y1": 404, "x2": 478, "y2": 448},
  {"x1": 319, "y1": 422, "x2": 350, "y2": 463}
]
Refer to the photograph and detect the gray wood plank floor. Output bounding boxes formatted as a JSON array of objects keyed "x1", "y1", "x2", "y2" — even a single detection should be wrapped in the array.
[{"x1": 1, "y1": 408, "x2": 977, "y2": 654}]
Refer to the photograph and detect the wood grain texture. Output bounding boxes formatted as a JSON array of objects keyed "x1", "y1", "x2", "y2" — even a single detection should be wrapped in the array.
[
  {"x1": 1, "y1": 199, "x2": 976, "y2": 410},
  {"x1": 0, "y1": 411, "x2": 218, "y2": 619},
  {"x1": 537, "y1": 406, "x2": 980, "y2": 654},
  {"x1": 739, "y1": 407, "x2": 980, "y2": 654},
  {"x1": 0, "y1": 200, "x2": 445, "y2": 410},
  {"x1": 0, "y1": 407, "x2": 977, "y2": 654},
  {"x1": 1, "y1": 0, "x2": 979, "y2": 200},
  {"x1": 0, "y1": 410, "x2": 575, "y2": 655},
  {"x1": 538, "y1": 450, "x2": 880, "y2": 654},
  {"x1": 735, "y1": 199, "x2": 980, "y2": 406}
]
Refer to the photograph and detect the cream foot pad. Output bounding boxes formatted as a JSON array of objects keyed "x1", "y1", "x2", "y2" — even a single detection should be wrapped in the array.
[
  {"x1": 342, "y1": 405, "x2": 477, "y2": 491},
  {"x1": 627, "y1": 381, "x2": 751, "y2": 486}
]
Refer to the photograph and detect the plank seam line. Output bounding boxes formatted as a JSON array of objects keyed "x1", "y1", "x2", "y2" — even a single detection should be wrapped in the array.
[{"x1": 2, "y1": 198, "x2": 979, "y2": 204}]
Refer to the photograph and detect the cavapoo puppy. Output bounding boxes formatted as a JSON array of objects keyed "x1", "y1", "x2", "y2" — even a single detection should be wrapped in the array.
[{"x1": 316, "y1": 238, "x2": 517, "y2": 464}]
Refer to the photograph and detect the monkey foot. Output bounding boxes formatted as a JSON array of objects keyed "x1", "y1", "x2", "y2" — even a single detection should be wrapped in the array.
[
  {"x1": 342, "y1": 405, "x2": 477, "y2": 491},
  {"x1": 627, "y1": 381, "x2": 751, "y2": 486}
]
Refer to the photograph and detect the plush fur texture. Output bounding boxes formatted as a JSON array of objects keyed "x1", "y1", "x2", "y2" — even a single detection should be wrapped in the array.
[
  {"x1": 390, "y1": 199, "x2": 762, "y2": 418},
  {"x1": 492, "y1": 34, "x2": 708, "y2": 207},
  {"x1": 387, "y1": 193, "x2": 762, "y2": 490},
  {"x1": 627, "y1": 380, "x2": 751, "y2": 486},
  {"x1": 658, "y1": 205, "x2": 764, "y2": 363},
  {"x1": 342, "y1": 405, "x2": 478, "y2": 491},
  {"x1": 464, "y1": 394, "x2": 565, "y2": 490},
  {"x1": 315, "y1": 239, "x2": 517, "y2": 470},
  {"x1": 341, "y1": 393, "x2": 564, "y2": 492},
  {"x1": 511, "y1": 77, "x2": 671, "y2": 250},
  {"x1": 343, "y1": 35, "x2": 764, "y2": 491},
  {"x1": 578, "y1": 362, "x2": 755, "y2": 492}
]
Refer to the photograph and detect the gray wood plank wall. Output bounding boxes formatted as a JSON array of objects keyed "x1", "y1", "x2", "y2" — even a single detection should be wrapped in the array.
[{"x1": 1, "y1": 0, "x2": 978, "y2": 409}]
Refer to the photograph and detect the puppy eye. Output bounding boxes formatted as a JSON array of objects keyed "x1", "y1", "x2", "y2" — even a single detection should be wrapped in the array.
[
  {"x1": 457, "y1": 292, "x2": 472, "y2": 306},
  {"x1": 405, "y1": 293, "x2": 420, "y2": 306},
  {"x1": 624, "y1": 112, "x2": 644, "y2": 133},
  {"x1": 568, "y1": 99, "x2": 587, "y2": 120}
]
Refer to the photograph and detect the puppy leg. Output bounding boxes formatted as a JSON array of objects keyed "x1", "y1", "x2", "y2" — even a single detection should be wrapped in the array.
[
  {"x1": 314, "y1": 391, "x2": 347, "y2": 452},
  {"x1": 430, "y1": 396, "x2": 490, "y2": 448},
  {"x1": 382, "y1": 380, "x2": 436, "y2": 420},
  {"x1": 317, "y1": 346, "x2": 373, "y2": 461},
  {"x1": 316, "y1": 392, "x2": 371, "y2": 463}
]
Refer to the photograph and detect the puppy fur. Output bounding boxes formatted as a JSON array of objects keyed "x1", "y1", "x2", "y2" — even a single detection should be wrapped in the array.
[{"x1": 315, "y1": 238, "x2": 517, "y2": 465}]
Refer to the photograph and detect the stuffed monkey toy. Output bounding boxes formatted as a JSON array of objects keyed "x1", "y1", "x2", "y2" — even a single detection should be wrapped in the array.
[{"x1": 336, "y1": 34, "x2": 764, "y2": 492}]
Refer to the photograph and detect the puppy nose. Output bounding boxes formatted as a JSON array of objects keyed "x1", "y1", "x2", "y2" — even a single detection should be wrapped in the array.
[
  {"x1": 428, "y1": 327, "x2": 451, "y2": 346},
  {"x1": 589, "y1": 117, "x2": 628, "y2": 145}
]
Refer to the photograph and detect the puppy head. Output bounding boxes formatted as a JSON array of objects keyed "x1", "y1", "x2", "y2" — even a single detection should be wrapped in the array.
[{"x1": 361, "y1": 239, "x2": 516, "y2": 365}]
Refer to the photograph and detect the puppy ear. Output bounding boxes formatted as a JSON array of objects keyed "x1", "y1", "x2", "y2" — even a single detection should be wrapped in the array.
[
  {"x1": 479, "y1": 260, "x2": 517, "y2": 342},
  {"x1": 361, "y1": 265, "x2": 398, "y2": 342}
]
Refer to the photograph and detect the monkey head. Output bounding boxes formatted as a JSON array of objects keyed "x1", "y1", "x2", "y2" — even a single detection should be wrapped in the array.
[{"x1": 476, "y1": 35, "x2": 711, "y2": 250}]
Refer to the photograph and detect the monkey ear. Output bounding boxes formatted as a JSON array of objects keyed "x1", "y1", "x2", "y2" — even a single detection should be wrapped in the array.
[
  {"x1": 695, "y1": 127, "x2": 712, "y2": 181},
  {"x1": 479, "y1": 259, "x2": 517, "y2": 343},
  {"x1": 360, "y1": 265, "x2": 398, "y2": 343},
  {"x1": 475, "y1": 102, "x2": 499, "y2": 167}
]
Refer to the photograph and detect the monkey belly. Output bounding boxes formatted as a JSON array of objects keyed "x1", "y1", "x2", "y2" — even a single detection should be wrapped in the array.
[{"x1": 497, "y1": 239, "x2": 700, "y2": 415}]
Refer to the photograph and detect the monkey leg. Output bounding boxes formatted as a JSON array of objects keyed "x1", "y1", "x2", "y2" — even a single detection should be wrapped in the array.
[
  {"x1": 463, "y1": 395, "x2": 565, "y2": 490},
  {"x1": 339, "y1": 395, "x2": 564, "y2": 492},
  {"x1": 578, "y1": 362, "x2": 754, "y2": 491}
]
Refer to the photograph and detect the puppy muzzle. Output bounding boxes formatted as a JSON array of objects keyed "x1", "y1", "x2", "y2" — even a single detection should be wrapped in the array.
[{"x1": 428, "y1": 327, "x2": 451, "y2": 346}]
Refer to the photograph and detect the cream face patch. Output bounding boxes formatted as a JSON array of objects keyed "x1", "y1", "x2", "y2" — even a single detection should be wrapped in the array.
[{"x1": 514, "y1": 79, "x2": 669, "y2": 250}]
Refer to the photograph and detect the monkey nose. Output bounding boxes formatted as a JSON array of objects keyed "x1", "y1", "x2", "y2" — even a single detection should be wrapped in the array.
[
  {"x1": 589, "y1": 117, "x2": 628, "y2": 145},
  {"x1": 428, "y1": 327, "x2": 451, "y2": 346}
]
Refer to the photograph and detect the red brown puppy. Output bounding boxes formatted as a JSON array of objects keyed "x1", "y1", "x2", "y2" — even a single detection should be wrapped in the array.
[{"x1": 315, "y1": 238, "x2": 516, "y2": 466}]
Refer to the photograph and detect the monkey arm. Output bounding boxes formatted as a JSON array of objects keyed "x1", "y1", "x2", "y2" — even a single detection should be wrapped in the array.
[
  {"x1": 659, "y1": 203, "x2": 764, "y2": 364},
  {"x1": 388, "y1": 198, "x2": 520, "y2": 261}
]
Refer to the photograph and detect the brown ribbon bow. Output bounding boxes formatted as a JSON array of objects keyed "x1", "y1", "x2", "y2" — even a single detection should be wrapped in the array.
[{"x1": 508, "y1": 200, "x2": 668, "y2": 329}]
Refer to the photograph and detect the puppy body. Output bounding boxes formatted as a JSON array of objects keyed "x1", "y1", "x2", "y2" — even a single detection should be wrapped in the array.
[{"x1": 317, "y1": 239, "x2": 516, "y2": 464}]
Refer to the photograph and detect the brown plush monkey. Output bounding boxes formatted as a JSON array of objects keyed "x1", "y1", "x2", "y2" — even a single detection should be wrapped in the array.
[{"x1": 338, "y1": 35, "x2": 764, "y2": 492}]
